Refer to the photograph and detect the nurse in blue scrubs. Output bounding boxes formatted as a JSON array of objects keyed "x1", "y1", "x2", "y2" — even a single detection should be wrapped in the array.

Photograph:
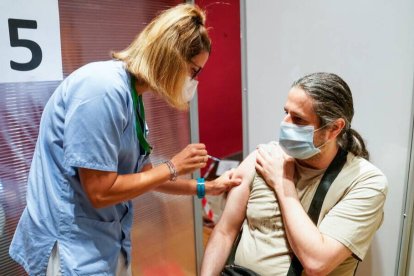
[{"x1": 9, "y1": 4, "x2": 241, "y2": 275}]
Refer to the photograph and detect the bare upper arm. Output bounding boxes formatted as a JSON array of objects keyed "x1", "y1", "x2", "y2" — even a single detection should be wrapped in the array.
[
  {"x1": 215, "y1": 151, "x2": 257, "y2": 235},
  {"x1": 78, "y1": 168, "x2": 118, "y2": 207},
  {"x1": 78, "y1": 162, "x2": 152, "y2": 199}
]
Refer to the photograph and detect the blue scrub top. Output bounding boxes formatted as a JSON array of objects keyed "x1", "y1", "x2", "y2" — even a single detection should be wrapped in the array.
[{"x1": 9, "y1": 60, "x2": 149, "y2": 275}]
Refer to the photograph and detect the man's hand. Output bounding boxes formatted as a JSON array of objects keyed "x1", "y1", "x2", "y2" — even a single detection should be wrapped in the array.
[{"x1": 255, "y1": 144, "x2": 295, "y2": 193}]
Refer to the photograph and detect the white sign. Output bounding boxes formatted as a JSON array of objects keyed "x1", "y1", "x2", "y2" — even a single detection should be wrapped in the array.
[
  {"x1": 216, "y1": 160, "x2": 240, "y2": 176},
  {"x1": 0, "y1": 0, "x2": 62, "y2": 83}
]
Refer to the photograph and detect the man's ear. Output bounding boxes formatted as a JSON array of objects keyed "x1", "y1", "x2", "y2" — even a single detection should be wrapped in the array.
[{"x1": 329, "y1": 118, "x2": 346, "y2": 139}]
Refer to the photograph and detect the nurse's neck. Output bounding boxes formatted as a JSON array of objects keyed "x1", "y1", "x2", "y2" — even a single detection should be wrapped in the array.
[{"x1": 134, "y1": 75, "x2": 149, "y2": 95}]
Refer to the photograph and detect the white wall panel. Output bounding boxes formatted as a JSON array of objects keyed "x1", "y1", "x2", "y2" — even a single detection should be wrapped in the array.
[{"x1": 243, "y1": 1, "x2": 414, "y2": 275}]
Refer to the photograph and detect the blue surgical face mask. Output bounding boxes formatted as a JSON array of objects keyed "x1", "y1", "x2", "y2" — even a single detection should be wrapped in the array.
[{"x1": 278, "y1": 121, "x2": 327, "y2": 160}]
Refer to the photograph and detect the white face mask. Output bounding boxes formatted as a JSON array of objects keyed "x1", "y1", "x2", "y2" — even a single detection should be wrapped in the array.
[
  {"x1": 182, "y1": 76, "x2": 198, "y2": 102},
  {"x1": 278, "y1": 121, "x2": 329, "y2": 159}
]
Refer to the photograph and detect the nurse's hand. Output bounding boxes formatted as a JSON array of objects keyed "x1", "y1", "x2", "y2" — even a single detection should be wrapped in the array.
[
  {"x1": 205, "y1": 169, "x2": 242, "y2": 195},
  {"x1": 171, "y1": 143, "x2": 208, "y2": 175}
]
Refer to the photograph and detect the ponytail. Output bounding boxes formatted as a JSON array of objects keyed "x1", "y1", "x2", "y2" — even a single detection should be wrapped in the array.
[{"x1": 341, "y1": 128, "x2": 369, "y2": 160}]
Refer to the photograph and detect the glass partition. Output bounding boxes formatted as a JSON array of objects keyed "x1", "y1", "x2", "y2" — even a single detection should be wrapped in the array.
[{"x1": 0, "y1": 1, "x2": 199, "y2": 275}]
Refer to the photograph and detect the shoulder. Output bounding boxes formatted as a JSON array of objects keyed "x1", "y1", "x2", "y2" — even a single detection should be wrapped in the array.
[
  {"x1": 257, "y1": 141, "x2": 279, "y2": 153},
  {"x1": 66, "y1": 60, "x2": 130, "y2": 101},
  {"x1": 74, "y1": 60, "x2": 126, "y2": 78},
  {"x1": 342, "y1": 152, "x2": 388, "y2": 196},
  {"x1": 68, "y1": 60, "x2": 130, "y2": 94},
  {"x1": 62, "y1": 61, "x2": 132, "y2": 122}
]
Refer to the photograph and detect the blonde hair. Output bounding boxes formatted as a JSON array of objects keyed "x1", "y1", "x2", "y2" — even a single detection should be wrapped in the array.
[{"x1": 113, "y1": 4, "x2": 211, "y2": 110}]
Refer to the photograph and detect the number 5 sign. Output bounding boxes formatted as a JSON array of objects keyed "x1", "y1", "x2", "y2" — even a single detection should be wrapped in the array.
[{"x1": 0, "y1": 0, "x2": 62, "y2": 83}]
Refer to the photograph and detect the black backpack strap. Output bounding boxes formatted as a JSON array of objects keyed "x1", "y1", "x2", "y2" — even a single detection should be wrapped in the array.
[
  {"x1": 287, "y1": 148, "x2": 348, "y2": 276},
  {"x1": 307, "y1": 148, "x2": 348, "y2": 224}
]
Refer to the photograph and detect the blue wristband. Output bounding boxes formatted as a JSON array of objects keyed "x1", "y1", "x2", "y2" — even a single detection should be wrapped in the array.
[{"x1": 197, "y1": 177, "x2": 205, "y2": 199}]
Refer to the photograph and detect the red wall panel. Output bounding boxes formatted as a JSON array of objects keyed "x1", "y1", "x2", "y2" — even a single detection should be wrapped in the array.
[{"x1": 196, "y1": 0, "x2": 242, "y2": 159}]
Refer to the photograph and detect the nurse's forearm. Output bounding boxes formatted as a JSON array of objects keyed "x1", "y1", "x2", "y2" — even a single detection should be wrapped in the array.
[{"x1": 155, "y1": 179, "x2": 197, "y2": 195}]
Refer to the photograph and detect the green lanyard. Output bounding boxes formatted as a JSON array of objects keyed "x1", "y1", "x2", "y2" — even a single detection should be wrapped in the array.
[{"x1": 130, "y1": 76, "x2": 152, "y2": 154}]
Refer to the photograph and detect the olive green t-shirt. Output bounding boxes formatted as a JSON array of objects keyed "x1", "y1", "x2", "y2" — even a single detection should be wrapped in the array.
[{"x1": 234, "y1": 142, "x2": 388, "y2": 276}]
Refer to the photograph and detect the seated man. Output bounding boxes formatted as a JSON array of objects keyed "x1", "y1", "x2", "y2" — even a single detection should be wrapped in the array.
[{"x1": 201, "y1": 72, "x2": 388, "y2": 276}]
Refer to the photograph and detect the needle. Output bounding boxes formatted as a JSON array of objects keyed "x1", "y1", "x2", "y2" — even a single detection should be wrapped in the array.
[{"x1": 207, "y1": 155, "x2": 221, "y2": 162}]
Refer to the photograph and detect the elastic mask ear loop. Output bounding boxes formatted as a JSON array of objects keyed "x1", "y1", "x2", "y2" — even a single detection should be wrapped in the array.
[
  {"x1": 314, "y1": 122, "x2": 333, "y2": 149},
  {"x1": 313, "y1": 122, "x2": 331, "y2": 133},
  {"x1": 316, "y1": 138, "x2": 330, "y2": 150}
]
